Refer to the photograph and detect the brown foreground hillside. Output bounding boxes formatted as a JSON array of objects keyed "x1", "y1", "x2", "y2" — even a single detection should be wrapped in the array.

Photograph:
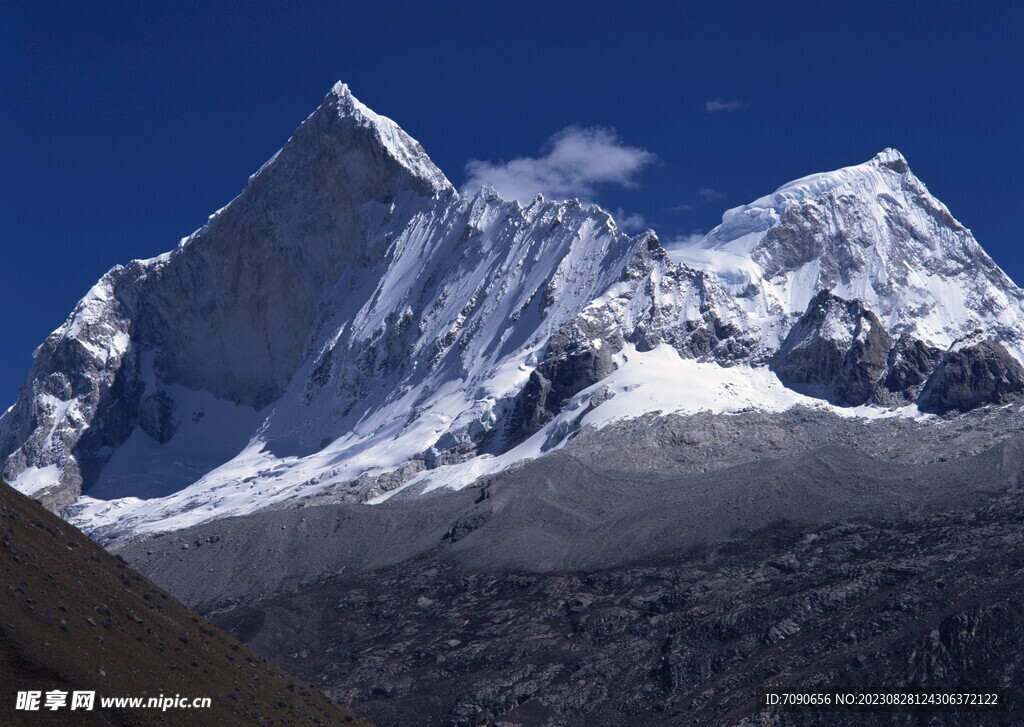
[{"x1": 0, "y1": 480, "x2": 374, "y2": 727}]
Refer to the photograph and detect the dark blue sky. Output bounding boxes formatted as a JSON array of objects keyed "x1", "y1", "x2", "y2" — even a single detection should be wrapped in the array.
[{"x1": 2, "y1": 1, "x2": 1021, "y2": 406}]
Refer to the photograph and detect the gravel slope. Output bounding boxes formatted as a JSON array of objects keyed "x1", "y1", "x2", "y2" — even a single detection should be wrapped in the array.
[
  {"x1": 116, "y1": 408, "x2": 1024, "y2": 610},
  {"x1": 109, "y1": 408, "x2": 1024, "y2": 726}
]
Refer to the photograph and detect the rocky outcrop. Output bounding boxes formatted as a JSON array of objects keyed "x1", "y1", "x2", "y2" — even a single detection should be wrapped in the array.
[
  {"x1": 624, "y1": 237, "x2": 758, "y2": 362},
  {"x1": 504, "y1": 319, "x2": 623, "y2": 444},
  {"x1": 918, "y1": 338, "x2": 1024, "y2": 413},
  {"x1": 884, "y1": 334, "x2": 944, "y2": 401},
  {"x1": 771, "y1": 290, "x2": 893, "y2": 406},
  {"x1": 138, "y1": 390, "x2": 180, "y2": 444},
  {"x1": 499, "y1": 235, "x2": 760, "y2": 448},
  {"x1": 769, "y1": 292, "x2": 1024, "y2": 414},
  {"x1": 0, "y1": 276, "x2": 137, "y2": 508}
]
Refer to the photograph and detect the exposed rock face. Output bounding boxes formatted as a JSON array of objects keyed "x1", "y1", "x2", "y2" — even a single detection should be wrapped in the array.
[
  {"x1": 622, "y1": 237, "x2": 758, "y2": 361},
  {"x1": 885, "y1": 334, "x2": 944, "y2": 401},
  {"x1": 771, "y1": 293, "x2": 1024, "y2": 413},
  {"x1": 0, "y1": 280, "x2": 136, "y2": 508},
  {"x1": 505, "y1": 319, "x2": 622, "y2": 444},
  {"x1": 138, "y1": 390, "x2": 179, "y2": 444},
  {"x1": 502, "y1": 236, "x2": 761, "y2": 447},
  {"x1": 771, "y1": 290, "x2": 893, "y2": 406},
  {"x1": 0, "y1": 82, "x2": 456, "y2": 505},
  {"x1": 919, "y1": 339, "x2": 1024, "y2": 413}
]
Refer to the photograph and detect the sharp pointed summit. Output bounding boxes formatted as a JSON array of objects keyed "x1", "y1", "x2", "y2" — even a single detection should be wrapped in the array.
[
  {"x1": 871, "y1": 146, "x2": 911, "y2": 173},
  {"x1": 305, "y1": 81, "x2": 454, "y2": 195}
]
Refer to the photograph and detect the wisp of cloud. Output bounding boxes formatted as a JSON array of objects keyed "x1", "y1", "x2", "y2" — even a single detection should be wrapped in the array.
[
  {"x1": 704, "y1": 98, "x2": 747, "y2": 113},
  {"x1": 462, "y1": 126, "x2": 655, "y2": 203}
]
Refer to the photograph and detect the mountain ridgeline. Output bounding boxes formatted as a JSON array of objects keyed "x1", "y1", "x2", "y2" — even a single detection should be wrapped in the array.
[{"x1": 2, "y1": 83, "x2": 1024, "y2": 537}]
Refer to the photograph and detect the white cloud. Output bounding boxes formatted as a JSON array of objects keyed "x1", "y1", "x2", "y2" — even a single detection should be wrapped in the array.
[
  {"x1": 462, "y1": 126, "x2": 656, "y2": 203},
  {"x1": 704, "y1": 98, "x2": 748, "y2": 113},
  {"x1": 612, "y1": 209, "x2": 649, "y2": 234},
  {"x1": 661, "y1": 231, "x2": 707, "y2": 258},
  {"x1": 661, "y1": 231, "x2": 708, "y2": 263},
  {"x1": 698, "y1": 187, "x2": 725, "y2": 202},
  {"x1": 666, "y1": 232, "x2": 706, "y2": 249}
]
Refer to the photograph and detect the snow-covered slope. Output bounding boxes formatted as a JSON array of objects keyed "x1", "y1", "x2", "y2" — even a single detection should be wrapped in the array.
[
  {"x1": 670, "y1": 149, "x2": 1024, "y2": 358},
  {"x1": 1, "y1": 82, "x2": 454, "y2": 507},
  {"x1": 2, "y1": 84, "x2": 1023, "y2": 538}
]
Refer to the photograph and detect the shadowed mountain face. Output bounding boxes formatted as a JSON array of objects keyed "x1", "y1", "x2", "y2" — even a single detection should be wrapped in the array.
[{"x1": 0, "y1": 480, "x2": 373, "y2": 727}]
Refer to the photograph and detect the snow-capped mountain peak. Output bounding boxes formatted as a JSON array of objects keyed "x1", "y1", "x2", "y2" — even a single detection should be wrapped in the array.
[
  {"x1": 673, "y1": 148, "x2": 1024, "y2": 357},
  {"x1": 3, "y1": 86, "x2": 1024, "y2": 539},
  {"x1": 318, "y1": 81, "x2": 454, "y2": 195},
  {"x1": 872, "y1": 146, "x2": 910, "y2": 171}
]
